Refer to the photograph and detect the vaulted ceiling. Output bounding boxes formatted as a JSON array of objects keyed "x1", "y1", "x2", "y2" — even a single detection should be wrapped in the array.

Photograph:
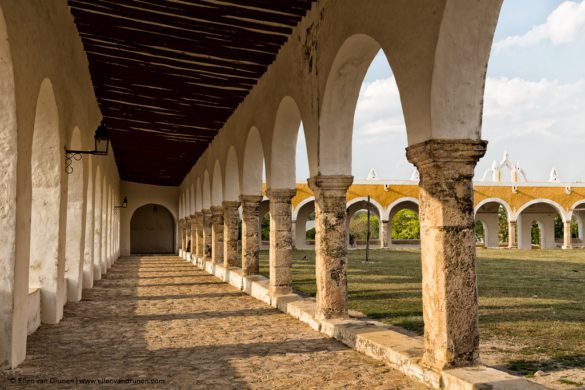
[{"x1": 68, "y1": 0, "x2": 314, "y2": 186}]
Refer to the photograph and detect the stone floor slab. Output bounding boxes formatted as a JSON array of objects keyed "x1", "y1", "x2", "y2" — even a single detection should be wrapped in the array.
[{"x1": 1, "y1": 256, "x2": 427, "y2": 390}]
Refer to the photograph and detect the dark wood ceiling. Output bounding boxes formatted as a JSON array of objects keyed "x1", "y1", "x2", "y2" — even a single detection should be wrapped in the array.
[{"x1": 68, "y1": 0, "x2": 314, "y2": 186}]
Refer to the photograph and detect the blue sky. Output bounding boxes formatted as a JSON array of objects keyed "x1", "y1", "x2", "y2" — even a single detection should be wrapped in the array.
[{"x1": 296, "y1": 1, "x2": 585, "y2": 183}]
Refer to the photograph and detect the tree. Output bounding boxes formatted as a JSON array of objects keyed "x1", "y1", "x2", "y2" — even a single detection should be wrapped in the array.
[
  {"x1": 349, "y1": 210, "x2": 379, "y2": 240},
  {"x1": 498, "y1": 206, "x2": 509, "y2": 244},
  {"x1": 261, "y1": 213, "x2": 270, "y2": 241},
  {"x1": 475, "y1": 220, "x2": 484, "y2": 243},
  {"x1": 391, "y1": 209, "x2": 419, "y2": 239}
]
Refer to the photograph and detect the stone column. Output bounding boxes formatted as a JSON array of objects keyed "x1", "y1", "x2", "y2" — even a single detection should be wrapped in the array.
[
  {"x1": 267, "y1": 188, "x2": 296, "y2": 296},
  {"x1": 380, "y1": 220, "x2": 389, "y2": 248},
  {"x1": 508, "y1": 220, "x2": 518, "y2": 249},
  {"x1": 195, "y1": 212, "x2": 204, "y2": 260},
  {"x1": 211, "y1": 206, "x2": 224, "y2": 264},
  {"x1": 406, "y1": 139, "x2": 486, "y2": 370},
  {"x1": 179, "y1": 220, "x2": 185, "y2": 256},
  {"x1": 190, "y1": 216, "x2": 197, "y2": 261},
  {"x1": 291, "y1": 220, "x2": 297, "y2": 249},
  {"x1": 563, "y1": 220, "x2": 573, "y2": 249},
  {"x1": 240, "y1": 195, "x2": 262, "y2": 275},
  {"x1": 185, "y1": 219, "x2": 191, "y2": 258},
  {"x1": 202, "y1": 209, "x2": 212, "y2": 262},
  {"x1": 308, "y1": 175, "x2": 353, "y2": 320},
  {"x1": 223, "y1": 201, "x2": 240, "y2": 267}
]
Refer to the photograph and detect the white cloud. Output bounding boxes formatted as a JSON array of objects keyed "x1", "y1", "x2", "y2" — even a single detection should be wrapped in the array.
[
  {"x1": 495, "y1": 1, "x2": 585, "y2": 49},
  {"x1": 480, "y1": 76, "x2": 585, "y2": 181},
  {"x1": 353, "y1": 77, "x2": 406, "y2": 139},
  {"x1": 483, "y1": 76, "x2": 585, "y2": 140}
]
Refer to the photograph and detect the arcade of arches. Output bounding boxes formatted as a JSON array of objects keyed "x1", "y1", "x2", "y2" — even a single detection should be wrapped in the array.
[{"x1": 1, "y1": 0, "x2": 573, "y2": 388}]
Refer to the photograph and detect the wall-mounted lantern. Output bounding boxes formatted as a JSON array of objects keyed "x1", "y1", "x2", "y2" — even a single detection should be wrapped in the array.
[
  {"x1": 114, "y1": 196, "x2": 128, "y2": 209},
  {"x1": 65, "y1": 122, "x2": 110, "y2": 174}
]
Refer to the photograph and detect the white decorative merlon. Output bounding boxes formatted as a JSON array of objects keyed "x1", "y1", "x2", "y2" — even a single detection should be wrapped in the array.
[
  {"x1": 409, "y1": 169, "x2": 420, "y2": 182},
  {"x1": 367, "y1": 168, "x2": 378, "y2": 180}
]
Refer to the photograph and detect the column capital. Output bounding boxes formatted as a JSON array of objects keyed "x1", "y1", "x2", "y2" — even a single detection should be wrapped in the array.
[
  {"x1": 222, "y1": 200, "x2": 240, "y2": 209},
  {"x1": 210, "y1": 205, "x2": 223, "y2": 215},
  {"x1": 308, "y1": 175, "x2": 353, "y2": 193},
  {"x1": 240, "y1": 194, "x2": 263, "y2": 204},
  {"x1": 210, "y1": 206, "x2": 224, "y2": 224},
  {"x1": 202, "y1": 208, "x2": 212, "y2": 218},
  {"x1": 266, "y1": 188, "x2": 296, "y2": 200},
  {"x1": 406, "y1": 139, "x2": 487, "y2": 171}
]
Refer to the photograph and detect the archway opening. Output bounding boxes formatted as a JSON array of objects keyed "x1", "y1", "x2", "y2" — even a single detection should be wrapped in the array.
[
  {"x1": 531, "y1": 220, "x2": 543, "y2": 248},
  {"x1": 259, "y1": 199, "x2": 270, "y2": 249},
  {"x1": 29, "y1": 79, "x2": 64, "y2": 324},
  {"x1": 293, "y1": 200, "x2": 315, "y2": 250},
  {"x1": 130, "y1": 204, "x2": 175, "y2": 254},
  {"x1": 475, "y1": 202, "x2": 509, "y2": 248},
  {"x1": 389, "y1": 201, "x2": 420, "y2": 247},
  {"x1": 518, "y1": 202, "x2": 563, "y2": 249},
  {"x1": 347, "y1": 200, "x2": 381, "y2": 248}
]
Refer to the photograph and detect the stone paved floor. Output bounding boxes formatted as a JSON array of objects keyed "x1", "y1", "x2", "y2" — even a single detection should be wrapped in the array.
[{"x1": 1, "y1": 256, "x2": 427, "y2": 389}]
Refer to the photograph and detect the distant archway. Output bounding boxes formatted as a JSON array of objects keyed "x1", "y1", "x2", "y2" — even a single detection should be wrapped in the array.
[{"x1": 130, "y1": 204, "x2": 175, "y2": 254}]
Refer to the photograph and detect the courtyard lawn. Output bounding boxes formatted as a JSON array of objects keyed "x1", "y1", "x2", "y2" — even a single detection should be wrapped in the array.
[{"x1": 258, "y1": 248, "x2": 585, "y2": 376}]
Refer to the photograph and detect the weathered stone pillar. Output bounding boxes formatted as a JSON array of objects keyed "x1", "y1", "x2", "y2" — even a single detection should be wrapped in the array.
[
  {"x1": 508, "y1": 220, "x2": 518, "y2": 249},
  {"x1": 240, "y1": 195, "x2": 262, "y2": 275},
  {"x1": 406, "y1": 139, "x2": 486, "y2": 370},
  {"x1": 195, "y1": 212, "x2": 204, "y2": 259},
  {"x1": 211, "y1": 206, "x2": 224, "y2": 264},
  {"x1": 308, "y1": 175, "x2": 353, "y2": 320},
  {"x1": 223, "y1": 201, "x2": 240, "y2": 268},
  {"x1": 563, "y1": 220, "x2": 573, "y2": 249},
  {"x1": 179, "y1": 220, "x2": 185, "y2": 256},
  {"x1": 291, "y1": 220, "x2": 297, "y2": 249},
  {"x1": 190, "y1": 216, "x2": 197, "y2": 261},
  {"x1": 267, "y1": 189, "x2": 296, "y2": 295},
  {"x1": 202, "y1": 209, "x2": 212, "y2": 261},
  {"x1": 185, "y1": 219, "x2": 191, "y2": 258},
  {"x1": 380, "y1": 220, "x2": 389, "y2": 248}
]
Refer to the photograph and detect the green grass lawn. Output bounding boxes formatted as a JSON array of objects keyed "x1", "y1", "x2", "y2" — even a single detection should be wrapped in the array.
[{"x1": 258, "y1": 248, "x2": 585, "y2": 375}]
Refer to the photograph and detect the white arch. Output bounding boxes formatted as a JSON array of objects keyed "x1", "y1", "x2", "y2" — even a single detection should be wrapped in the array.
[
  {"x1": 195, "y1": 177, "x2": 202, "y2": 211},
  {"x1": 223, "y1": 146, "x2": 240, "y2": 202},
  {"x1": 568, "y1": 199, "x2": 585, "y2": 220},
  {"x1": 474, "y1": 197, "x2": 513, "y2": 219},
  {"x1": 0, "y1": 3, "x2": 23, "y2": 367},
  {"x1": 242, "y1": 126, "x2": 264, "y2": 195},
  {"x1": 385, "y1": 197, "x2": 420, "y2": 221},
  {"x1": 211, "y1": 160, "x2": 223, "y2": 206},
  {"x1": 292, "y1": 196, "x2": 316, "y2": 221},
  {"x1": 319, "y1": 34, "x2": 384, "y2": 175},
  {"x1": 202, "y1": 170, "x2": 211, "y2": 210},
  {"x1": 268, "y1": 96, "x2": 303, "y2": 189},
  {"x1": 29, "y1": 77, "x2": 65, "y2": 326},
  {"x1": 346, "y1": 197, "x2": 384, "y2": 219},
  {"x1": 514, "y1": 199, "x2": 568, "y2": 222},
  {"x1": 82, "y1": 156, "x2": 94, "y2": 289},
  {"x1": 64, "y1": 126, "x2": 86, "y2": 302},
  {"x1": 189, "y1": 183, "x2": 195, "y2": 215}
]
